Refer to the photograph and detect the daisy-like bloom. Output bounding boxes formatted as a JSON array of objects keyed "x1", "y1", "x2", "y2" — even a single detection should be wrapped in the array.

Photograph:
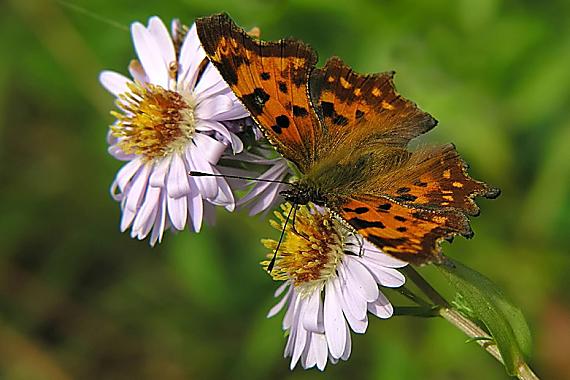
[
  {"x1": 263, "y1": 204, "x2": 407, "y2": 370},
  {"x1": 100, "y1": 17, "x2": 249, "y2": 244}
]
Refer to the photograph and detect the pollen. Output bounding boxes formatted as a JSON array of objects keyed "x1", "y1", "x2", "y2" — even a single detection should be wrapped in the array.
[
  {"x1": 262, "y1": 204, "x2": 346, "y2": 296},
  {"x1": 110, "y1": 82, "x2": 196, "y2": 160}
]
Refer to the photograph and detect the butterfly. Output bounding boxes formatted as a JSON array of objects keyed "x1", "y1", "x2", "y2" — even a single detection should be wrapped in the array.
[{"x1": 195, "y1": 13, "x2": 499, "y2": 265}]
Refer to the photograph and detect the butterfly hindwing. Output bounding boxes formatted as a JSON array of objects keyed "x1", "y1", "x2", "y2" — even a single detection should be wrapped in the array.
[
  {"x1": 196, "y1": 13, "x2": 320, "y2": 171},
  {"x1": 339, "y1": 195, "x2": 471, "y2": 264},
  {"x1": 377, "y1": 144, "x2": 500, "y2": 216},
  {"x1": 357, "y1": 144, "x2": 500, "y2": 217}
]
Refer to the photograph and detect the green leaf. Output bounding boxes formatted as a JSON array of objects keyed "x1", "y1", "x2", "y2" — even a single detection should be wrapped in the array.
[{"x1": 437, "y1": 258, "x2": 532, "y2": 376}]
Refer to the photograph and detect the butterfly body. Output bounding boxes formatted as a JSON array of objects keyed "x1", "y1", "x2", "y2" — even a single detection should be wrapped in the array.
[{"x1": 196, "y1": 14, "x2": 499, "y2": 264}]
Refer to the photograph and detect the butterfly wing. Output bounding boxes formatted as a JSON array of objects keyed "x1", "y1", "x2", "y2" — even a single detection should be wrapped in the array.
[
  {"x1": 339, "y1": 196, "x2": 468, "y2": 264},
  {"x1": 310, "y1": 57, "x2": 437, "y2": 151},
  {"x1": 338, "y1": 144, "x2": 499, "y2": 264},
  {"x1": 196, "y1": 13, "x2": 321, "y2": 172}
]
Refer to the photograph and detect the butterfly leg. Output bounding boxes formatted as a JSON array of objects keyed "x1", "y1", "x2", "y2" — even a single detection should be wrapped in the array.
[
  {"x1": 267, "y1": 204, "x2": 295, "y2": 273},
  {"x1": 290, "y1": 203, "x2": 311, "y2": 241}
]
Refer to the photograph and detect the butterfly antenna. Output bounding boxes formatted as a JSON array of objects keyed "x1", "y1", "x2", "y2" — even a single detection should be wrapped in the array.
[
  {"x1": 189, "y1": 171, "x2": 290, "y2": 185},
  {"x1": 267, "y1": 204, "x2": 295, "y2": 273}
]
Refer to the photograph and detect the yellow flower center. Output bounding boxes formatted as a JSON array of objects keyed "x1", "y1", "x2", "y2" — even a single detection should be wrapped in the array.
[
  {"x1": 111, "y1": 82, "x2": 196, "y2": 160},
  {"x1": 262, "y1": 204, "x2": 346, "y2": 296}
]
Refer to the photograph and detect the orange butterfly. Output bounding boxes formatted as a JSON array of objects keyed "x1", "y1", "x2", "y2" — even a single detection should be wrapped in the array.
[{"x1": 195, "y1": 14, "x2": 499, "y2": 265}]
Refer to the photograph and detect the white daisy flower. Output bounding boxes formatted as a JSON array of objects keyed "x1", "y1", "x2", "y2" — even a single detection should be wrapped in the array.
[
  {"x1": 100, "y1": 17, "x2": 249, "y2": 245},
  {"x1": 263, "y1": 204, "x2": 407, "y2": 370}
]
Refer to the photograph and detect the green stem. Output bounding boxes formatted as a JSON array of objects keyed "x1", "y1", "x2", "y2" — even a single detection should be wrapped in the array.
[
  {"x1": 394, "y1": 306, "x2": 439, "y2": 318},
  {"x1": 403, "y1": 266, "x2": 540, "y2": 380}
]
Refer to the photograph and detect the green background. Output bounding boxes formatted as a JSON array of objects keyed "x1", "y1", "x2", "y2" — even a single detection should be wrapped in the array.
[{"x1": 1, "y1": 0, "x2": 569, "y2": 379}]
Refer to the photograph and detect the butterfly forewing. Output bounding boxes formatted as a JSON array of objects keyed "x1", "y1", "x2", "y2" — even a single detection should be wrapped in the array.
[
  {"x1": 310, "y1": 57, "x2": 437, "y2": 151},
  {"x1": 196, "y1": 13, "x2": 320, "y2": 172}
]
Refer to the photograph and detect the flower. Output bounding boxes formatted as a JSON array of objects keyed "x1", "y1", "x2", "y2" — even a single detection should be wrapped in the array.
[
  {"x1": 100, "y1": 17, "x2": 249, "y2": 244},
  {"x1": 263, "y1": 204, "x2": 407, "y2": 370}
]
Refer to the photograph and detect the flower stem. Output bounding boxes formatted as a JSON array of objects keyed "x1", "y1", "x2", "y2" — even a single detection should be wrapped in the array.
[{"x1": 403, "y1": 266, "x2": 540, "y2": 380}]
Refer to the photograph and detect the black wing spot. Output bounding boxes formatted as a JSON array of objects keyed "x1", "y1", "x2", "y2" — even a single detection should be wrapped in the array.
[
  {"x1": 377, "y1": 203, "x2": 392, "y2": 211},
  {"x1": 395, "y1": 194, "x2": 418, "y2": 202},
  {"x1": 321, "y1": 101, "x2": 335, "y2": 118},
  {"x1": 397, "y1": 187, "x2": 411, "y2": 194},
  {"x1": 355, "y1": 109, "x2": 365, "y2": 119},
  {"x1": 396, "y1": 226, "x2": 407, "y2": 232},
  {"x1": 394, "y1": 216, "x2": 406, "y2": 222},
  {"x1": 293, "y1": 105, "x2": 309, "y2": 117},
  {"x1": 276, "y1": 115, "x2": 290, "y2": 129},
  {"x1": 260, "y1": 72, "x2": 271, "y2": 80},
  {"x1": 332, "y1": 114, "x2": 349, "y2": 126},
  {"x1": 342, "y1": 206, "x2": 369, "y2": 214},
  {"x1": 278, "y1": 81, "x2": 288, "y2": 94},
  {"x1": 349, "y1": 217, "x2": 385, "y2": 229},
  {"x1": 242, "y1": 88, "x2": 270, "y2": 115},
  {"x1": 414, "y1": 181, "x2": 428, "y2": 187}
]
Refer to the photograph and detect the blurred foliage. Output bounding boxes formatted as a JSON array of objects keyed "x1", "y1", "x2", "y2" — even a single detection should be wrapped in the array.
[{"x1": 1, "y1": 0, "x2": 569, "y2": 379}]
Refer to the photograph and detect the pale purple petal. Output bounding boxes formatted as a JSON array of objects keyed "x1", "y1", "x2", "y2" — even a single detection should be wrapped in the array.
[
  {"x1": 367, "y1": 292, "x2": 394, "y2": 319},
  {"x1": 115, "y1": 158, "x2": 143, "y2": 193},
  {"x1": 149, "y1": 191, "x2": 167, "y2": 245},
  {"x1": 187, "y1": 177, "x2": 203, "y2": 232},
  {"x1": 177, "y1": 24, "x2": 205, "y2": 90},
  {"x1": 149, "y1": 155, "x2": 171, "y2": 188},
  {"x1": 194, "y1": 65, "x2": 231, "y2": 101},
  {"x1": 167, "y1": 153, "x2": 190, "y2": 198},
  {"x1": 167, "y1": 195, "x2": 187, "y2": 230},
  {"x1": 147, "y1": 17, "x2": 175, "y2": 69},
  {"x1": 99, "y1": 70, "x2": 132, "y2": 97},
  {"x1": 268, "y1": 286, "x2": 292, "y2": 318},
  {"x1": 193, "y1": 133, "x2": 227, "y2": 164},
  {"x1": 132, "y1": 185, "x2": 161, "y2": 238},
  {"x1": 131, "y1": 22, "x2": 169, "y2": 87},
  {"x1": 186, "y1": 146, "x2": 218, "y2": 199}
]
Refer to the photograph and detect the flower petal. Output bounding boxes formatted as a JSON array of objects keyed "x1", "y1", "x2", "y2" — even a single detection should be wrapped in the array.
[
  {"x1": 268, "y1": 286, "x2": 292, "y2": 318},
  {"x1": 187, "y1": 146, "x2": 218, "y2": 199},
  {"x1": 167, "y1": 153, "x2": 191, "y2": 198},
  {"x1": 149, "y1": 191, "x2": 167, "y2": 245},
  {"x1": 187, "y1": 177, "x2": 203, "y2": 232},
  {"x1": 167, "y1": 194, "x2": 187, "y2": 230},
  {"x1": 177, "y1": 24, "x2": 206, "y2": 90},
  {"x1": 132, "y1": 185, "x2": 161, "y2": 238},
  {"x1": 131, "y1": 22, "x2": 169, "y2": 87},
  {"x1": 367, "y1": 292, "x2": 394, "y2": 319},
  {"x1": 147, "y1": 17, "x2": 175, "y2": 69},
  {"x1": 99, "y1": 71, "x2": 132, "y2": 97},
  {"x1": 302, "y1": 288, "x2": 324, "y2": 333},
  {"x1": 324, "y1": 278, "x2": 347, "y2": 359},
  {"x1": 193, "y1": 133, "x2": 227, "y2": 164},
  {"x1": 338, "y1": 263, "x2": 367, "y2": 320},
  {"x1": 115, "y1": 158, "x2": 143, "y2": 193},
  {"x1": 149, "y1": 155, "x2": 172, "y2": 188},
  {"x1": 363, "y1": 261, "x2": 406, "y2": 288},
  {"x1": 345, "y1": 256, "x2": 379, "y2": 302}
]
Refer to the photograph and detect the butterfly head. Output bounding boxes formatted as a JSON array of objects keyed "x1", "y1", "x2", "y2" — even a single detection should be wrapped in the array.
[{"x1": 280, "y1": 182, "x2": 327, "y2": 207}]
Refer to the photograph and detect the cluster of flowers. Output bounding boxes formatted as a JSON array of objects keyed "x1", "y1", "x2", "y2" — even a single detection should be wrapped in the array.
[{"x1": 100, "y1": 17, "x2": 407, "y2": 370}]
